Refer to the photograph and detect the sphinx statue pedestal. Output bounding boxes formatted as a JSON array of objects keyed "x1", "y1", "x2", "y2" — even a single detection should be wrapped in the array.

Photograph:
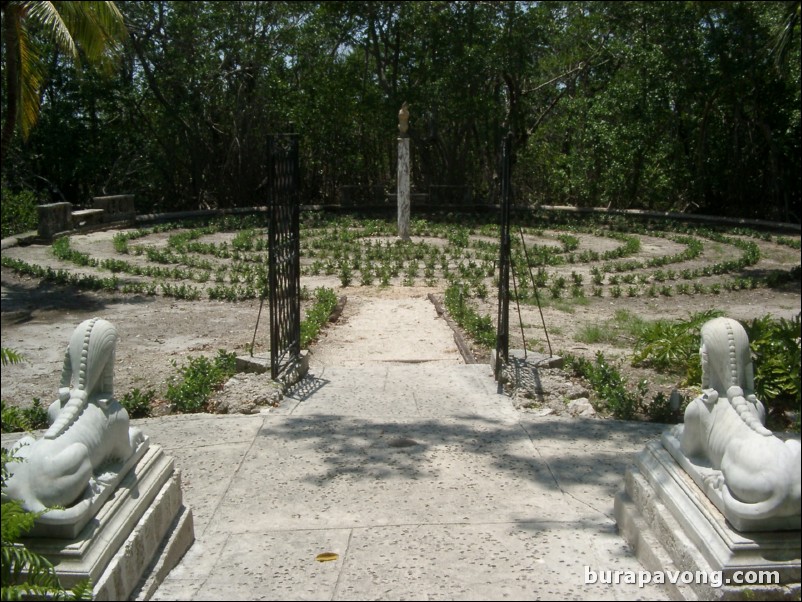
[
  {"x1": 3, "y1": 318, "x2": 194, "y2": 600},
  {"x1": 615, "y1": 317, "x2": 800, "y2": 600},
  {"x1": 18, "y1": 444, "x2": 194, "y2": 601},
  {"x1": 615, "y1": 440, "x2": 800, "y2": 601}
]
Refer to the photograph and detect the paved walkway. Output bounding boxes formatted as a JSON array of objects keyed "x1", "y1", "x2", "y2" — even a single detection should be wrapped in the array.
[
  {"x1": 144, "y1": 353, "x2": 668, "y2": 600},
  {"x1": 0, "y1": 295, "x2": 671, "y2": 600}
]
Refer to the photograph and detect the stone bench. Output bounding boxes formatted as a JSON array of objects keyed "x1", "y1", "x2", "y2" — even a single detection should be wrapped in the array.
[
  {"x1": 71, "y1": 208, "x2": 105, "y2": 228},
  {"x1": 37, "y1": 202, "x2": 73, "y2": 240},
  {"x1": 35, "y1": 195, "x2": 137, "y2": 241}
]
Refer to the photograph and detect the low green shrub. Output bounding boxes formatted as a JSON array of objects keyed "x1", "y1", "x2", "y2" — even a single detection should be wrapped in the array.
[
  {"x1": 301, "y1": 287, "x2": 338, "y2": 347},
  {"x1": 338, "y1": 262, "x2": 353, "y2": 287},
  {"x1": 632, "y1": 312, "x2": 800, "y2": 427},
  {"x1": 166, "y1": 350, "x2": 237, "y2": 413},
  {"x1": 632, "y1": 310, "x2": 723, "y2": 378},
  {"x1": 644, "y1": 391, "x2": 680, "y2": 424},
  {"x1": 0, "y1": 399, "x2": 48, "y2": 434},
  {"x1": 566, "y1": 352, "x2": 639, "y2": 420},
  {"x1": 744, "y1": 314, "x2": 801, "y2": 423},
  {"x1": 119, "y1": 388, "x2": 155, "y2": 419},
  {"x1": 444, "y1": 283, "x2": 495, "y2": 349}
]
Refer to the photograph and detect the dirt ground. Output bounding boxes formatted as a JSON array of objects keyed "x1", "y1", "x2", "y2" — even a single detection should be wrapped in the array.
[{"x1": 1, "y1": 225, "x2": 800, "y2": 421}]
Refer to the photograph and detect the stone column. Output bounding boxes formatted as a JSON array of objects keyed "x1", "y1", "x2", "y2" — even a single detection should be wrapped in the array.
[
  {"x1": 397, "y1": 102, "x2": 411, "y2": 240},
  {"x1": 37, "y1": 202, "x2": 72, "y2": 240}
]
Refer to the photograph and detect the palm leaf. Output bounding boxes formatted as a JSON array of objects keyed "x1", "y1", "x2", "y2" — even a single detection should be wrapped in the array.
[{"x1": 1, "y1": 348, "x2": 25, "y2": 366}]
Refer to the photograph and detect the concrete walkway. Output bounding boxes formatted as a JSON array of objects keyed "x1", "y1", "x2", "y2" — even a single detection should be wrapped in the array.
[{"x1": 144, "y1": 358, "x2": 669, "y2": 601}]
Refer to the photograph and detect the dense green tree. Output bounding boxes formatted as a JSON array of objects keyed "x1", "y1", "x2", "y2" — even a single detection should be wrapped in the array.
[
  {"x1": 515, "y1": 1, "x2": 800, "y2": 221},
  {"x1": 122, "y1": 1, "x2": 304, "y2": 210},
  {"x1": 1, "y1": 1, "x2": 798, "y2": 224}
]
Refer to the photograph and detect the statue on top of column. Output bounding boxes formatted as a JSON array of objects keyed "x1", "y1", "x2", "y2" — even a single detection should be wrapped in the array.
[{"x1": 399, "y1": 102, "x2": 409, "y2": 137}]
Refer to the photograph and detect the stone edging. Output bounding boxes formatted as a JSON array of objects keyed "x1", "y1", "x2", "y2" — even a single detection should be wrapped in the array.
[
  {"x1": 427, "y1": 293, "x2": 477, "y2": 364},
  {"x1": 3, "y1": 205, "x2": 798, "y2": 251}
]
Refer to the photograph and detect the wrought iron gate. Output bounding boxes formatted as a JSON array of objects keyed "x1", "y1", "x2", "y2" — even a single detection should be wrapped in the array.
[
  {"x1": 267, "y1": 133, "x2": 301, "y2": 381},
  {"x1": 494, "y1": 135, "x2": 512, "y2": 379}
]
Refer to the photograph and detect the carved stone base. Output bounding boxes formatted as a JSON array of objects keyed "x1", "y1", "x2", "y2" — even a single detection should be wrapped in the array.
[
  {"x1": 236, "y1": 350, "x2": 309, "y2": 388},
  {"x1": 615, "y1": 440, "x2": 801, "y2": 601},
  {"x1": 22, "y1": 445, "x2": 194, "y2": 601}
]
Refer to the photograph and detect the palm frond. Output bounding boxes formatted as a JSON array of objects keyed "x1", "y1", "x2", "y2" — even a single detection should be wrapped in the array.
[
  {"x1": 0, "y1": 348, "x2": 25, "y2": 366},
  {"x1": 26, "y1": 1, "x2": 79, "y2": 60}
]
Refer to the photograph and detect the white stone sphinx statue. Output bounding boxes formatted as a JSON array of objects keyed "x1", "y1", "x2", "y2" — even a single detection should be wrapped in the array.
[
  {"x1": 663, "y1": 316, "x2": 801, "y2": 531},
  {"x1": 3, "y1": 318, "x2": 147, "y2": 534}
]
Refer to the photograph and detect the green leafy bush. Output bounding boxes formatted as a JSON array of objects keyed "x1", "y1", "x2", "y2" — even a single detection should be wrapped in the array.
[
  {"x1": 632, "y1": 312, "x2": 801, "y2": 426},
  {"x1": 632, "y1": 310, "x2": 723, "y2": 379},
  {"x1": 645, "y1": 391, "x2": 680, "y2": 424},
  {"x1": 166, "y1": 350, "x2": 237, "y2": 413},
  {"x1": 0, "y1": 399, "x2": 48, "y2": 434},
  {"x1": 444, "y1": 283, "x2": 495, "y2": 349},
  {"x1": 338, "y1": 262, "x2": 352, "y2": 287},
  {"x1": 446, "y1": 228, "x2": 470, "y2": 249},
  {"x1": 567, "y1": 352, "x2": 639, "y2": 420},
  {"x1": 301, "y1": 287, "x2": 338, "y2": 347},
  {"x1": 0, "y1": 187, "x2": 38, "y2": 239},
  {"x1": 744, "y1": 314, "x2": 801, "y2": 421},
  {"x1": 119, "y1": 388, "x2": 155, "y2": 419}
]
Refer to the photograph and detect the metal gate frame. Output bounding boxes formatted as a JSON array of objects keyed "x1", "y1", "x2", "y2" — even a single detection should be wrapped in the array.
[
  {"x1": 494, "y1": 134, "x2": 512, "y2": 379},
  {"x1": 267, "y1": 133, "x2": 301, "y2": 381}
]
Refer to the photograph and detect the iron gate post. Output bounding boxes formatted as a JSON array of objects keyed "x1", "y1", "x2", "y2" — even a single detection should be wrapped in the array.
[
  {"x1": 267, "y1": 133, "x2": 301, "y2": 381},
  {"x1": 495, "y1": 134, "x2": 512, "y2": 379}
]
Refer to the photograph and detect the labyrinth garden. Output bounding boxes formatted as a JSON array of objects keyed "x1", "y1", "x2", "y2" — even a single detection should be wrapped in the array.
[
  {"x1": 1, "y1": 211, "x2": 800, "y2": 425},
  {"x1": 3, "y1": 212, "x2": 799, "y2": 303}
]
